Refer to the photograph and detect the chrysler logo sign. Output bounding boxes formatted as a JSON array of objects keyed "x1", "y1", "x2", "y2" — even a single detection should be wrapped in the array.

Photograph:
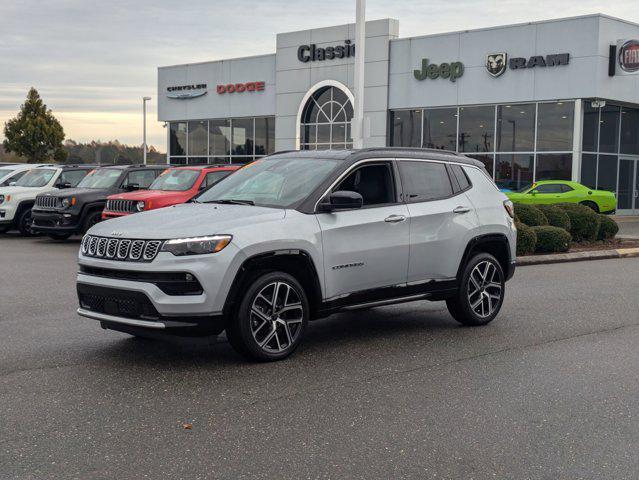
[
  {"x1": 166, "y1": 84, "x2": 207, "y2": 99},
  {"x1": 618, "y1": 40, "x2": 639, "y2": 73}
]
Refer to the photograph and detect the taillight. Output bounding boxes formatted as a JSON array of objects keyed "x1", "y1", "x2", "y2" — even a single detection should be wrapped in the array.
[{"x1": 503, "y1": 200, "x2": 515, "y2": 219}]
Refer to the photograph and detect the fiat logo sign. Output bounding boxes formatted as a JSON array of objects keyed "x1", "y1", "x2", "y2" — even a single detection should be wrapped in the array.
[{"x1": 619, "y1": 40, "x2": 639, "y2": 73}]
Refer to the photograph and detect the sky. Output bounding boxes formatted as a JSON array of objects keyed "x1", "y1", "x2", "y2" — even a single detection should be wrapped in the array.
[{"x1": 1, "y1": 0, "x2": 638, "y2": 153}]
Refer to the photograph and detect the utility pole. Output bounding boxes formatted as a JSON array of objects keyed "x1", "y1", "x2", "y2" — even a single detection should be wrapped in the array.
[
  {"x1": 352, "y1": 0, "x2": 366, "y2": 149},
  {"x1": 142, "y1": 96, "x2": 151, "y2": 164}
]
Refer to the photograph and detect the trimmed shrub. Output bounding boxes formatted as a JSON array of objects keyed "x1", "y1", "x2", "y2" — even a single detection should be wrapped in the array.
[
  {"x1": 535, "y1": 204, "x2": 571, "y2": 232},
  {"x1": 513, "y1": 203, "x2": 548, "y2": 227},
  {"x1": 531, "y1": 226, "x2": 572, "y2": 253},
  {"x1": 556, "y1": 203, "x2": 601, "y2": 241},
  {"x1": 597, "y1": 214, "x2": 619, "y2": 240},
  {"x1": 516, "y1": 221, "x2": 537, "y2": 256}
]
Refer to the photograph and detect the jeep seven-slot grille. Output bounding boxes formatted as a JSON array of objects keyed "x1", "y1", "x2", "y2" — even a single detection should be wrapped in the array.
[
  {"x1": 36, "y1": 196, "x2": 59, "y2": 208},
  {"x1": 106, "y1": 199, "x2": 136, "y2": 213},
  {"x1": 81, "y1": 235, "x2": 162, "y2": 262}
]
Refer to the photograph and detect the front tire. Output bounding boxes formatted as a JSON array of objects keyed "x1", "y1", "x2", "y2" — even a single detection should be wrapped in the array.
[
  {"x1": 446, "y1": 253, "x2": 505, "y2": 326},
  {"x1": 226, "y1": 272, "x2": 309, "y2": 361},
  {"x1": 17, "y1": 209, "x2": 34, "y2": 236},
  {"x1": 83, "y1": 210, "x2": 102, "y2": 233}
]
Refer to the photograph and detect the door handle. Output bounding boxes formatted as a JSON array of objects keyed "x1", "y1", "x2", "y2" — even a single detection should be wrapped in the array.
[
  {"x1": 453, "y1": 206, "x2": 471, "y2": 214},
  {"x1": 384, "y1": 214, "x2": 406, "y2": 223}
]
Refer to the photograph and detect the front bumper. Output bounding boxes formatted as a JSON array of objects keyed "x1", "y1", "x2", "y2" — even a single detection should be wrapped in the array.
[
  {"x1": 31, "y1": 209, "x2": 81, "y2": 233},
  {"x1": 0, "y1": 203, "x2": 18, "y2": 223},
  {"x1": 102, "y1": 210, "x2": 131, "y2": 220}
]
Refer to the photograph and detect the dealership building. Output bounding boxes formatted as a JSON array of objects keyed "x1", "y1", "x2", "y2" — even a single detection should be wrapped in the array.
[{"x1": 158, "y1": 14, "x2": 639, "y2": 214}]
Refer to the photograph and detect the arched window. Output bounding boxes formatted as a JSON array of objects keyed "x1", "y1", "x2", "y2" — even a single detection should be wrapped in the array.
[{"x1": 300, "y1": 86, "x2": 354, "y2": 150}]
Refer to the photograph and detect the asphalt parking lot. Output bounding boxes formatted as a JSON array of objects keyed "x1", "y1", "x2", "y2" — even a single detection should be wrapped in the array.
[{"x1": 1, "y1": 233, "x2": 639, "y2": 479}]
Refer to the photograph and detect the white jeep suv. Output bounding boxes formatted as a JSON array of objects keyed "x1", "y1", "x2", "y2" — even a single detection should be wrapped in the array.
[
  {"x1": 0, "y1": 165, "x2": 93, "y2": 235},
  {"x1": 77, "y1": 148, "x2": 517, "y2": 361}
]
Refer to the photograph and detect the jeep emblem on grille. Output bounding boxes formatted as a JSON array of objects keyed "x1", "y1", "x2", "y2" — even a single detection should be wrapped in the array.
[{"x1": 111, "y1": 231, "x2": 124, "y2": 237}]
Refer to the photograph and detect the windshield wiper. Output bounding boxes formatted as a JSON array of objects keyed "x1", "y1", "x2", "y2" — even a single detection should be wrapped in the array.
[{"x1": 206, "y1": 199, "x2": 255, "y2": 206}]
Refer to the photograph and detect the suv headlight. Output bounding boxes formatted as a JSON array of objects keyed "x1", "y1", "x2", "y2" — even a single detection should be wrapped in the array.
[
  {"x1": 161, "y1": 235, "x2": 232, "y2": 256},
  {"x1": 136, "y1": 201, "x2": 145, "y2": 212},
  {"x1": 61, "y1": 197, "x2": 75, "y2": 208}
]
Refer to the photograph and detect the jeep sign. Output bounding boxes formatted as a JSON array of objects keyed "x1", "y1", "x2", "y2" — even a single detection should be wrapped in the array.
[{"x1": 414, "y1": 58, "x2": 464, "y2": 83}]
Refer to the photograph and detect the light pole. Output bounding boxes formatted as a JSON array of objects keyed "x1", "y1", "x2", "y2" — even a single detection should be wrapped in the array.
[
  {"x1": 142, "y1": 96, "x2": 151, "y2": 164},
  {"x1": 352, "y1": 0, "x2": 366, "y2": 149}
]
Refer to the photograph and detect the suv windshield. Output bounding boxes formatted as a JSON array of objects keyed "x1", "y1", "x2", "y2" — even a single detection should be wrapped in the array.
[
  {"x1": 0, "y1": 167, "x2": 16, "y2": 177},
  {"x1": 77, "y1": 169, "x2": 122, "y2": 189},
  {"x1": 149, "y1": 169, "x2": 200, "y2": 192},
  {"x1": 15, "y1": 168, "x2": 56, "y2": 187},
  {"x1": 197, "y1": 157, "x2": 340, "y2": 208}
]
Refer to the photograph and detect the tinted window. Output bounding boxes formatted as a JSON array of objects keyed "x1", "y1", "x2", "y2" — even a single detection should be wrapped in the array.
[
  {"x1": 232, "y1": 118, "x2": 254, "y2": 156},
  {"x1": 188, "y1": 120, "x2": 208, "y2": 156},
  {"x1": 535, "y1": 153, "x2": 572, "y2": 181},
  {"x1": 149, "y1": 169, "x2": 200, "y2": 191},
  {"x1": 495, "y1": 154, "x2": 534, "y2": 191},
  {"x1": 536, "y1": 102, "x2": 574, "y2": 151},
  {"x1": 209, "y1": 119, "x2": 231, "y2": 156},
  {"x1": 458, "y1": 105, "x2": 494, "y2": 153},
  {"x1": 58, "y1": 169, "x2": 88, "y2": 187},
  {"x1": 399, "y1": 161, "x2": 453, "y2": 202},
  {"x1": 390, "y1": 110, "x2": 421, "y2": 147},
  {"x1": 599, "y1": 105, "x2": 620, "y2": 153},
  {"x1": 205, "y1": 170, "x2": 232, "y2": 188},
  {"x1": 255, "y1": 117, "x2": 275, "y2": 156},
  {"x1": 561, "y1": 184, "x2": 574, "y2": 193},
  {"x1": 124, "y1": 170, "x2": 158, "y2": 189},
  {"x1": 451, "y1": 165, "x2": 471, "y2": 191},
  {"x1": 335, "y1": 163, "x2": 395, "y2": 206},
  {"x1": 170, "y1": 122, "x2": 187, "y2": 156},
  {"x1": 582, "y1": 103, "x2": 599, "y2": 152},
  {"x1": 620, "y1": 107, "x2": 639, "y2": 155},
  {"x1": 597, "y1": 155, "x2": 618, "y2": 192},
  {"x1": 580, "y1": 153, "x2": 597, "y2": 189},
  {"x1": 534, "y1": 184, "x2": 563, "y2": 194},
  {"x1": 497, "y1": 104, "x2": 535, "y2": 152},
  {"x1": 423, "y1": 108, "x2": 457, "y2": 150}
]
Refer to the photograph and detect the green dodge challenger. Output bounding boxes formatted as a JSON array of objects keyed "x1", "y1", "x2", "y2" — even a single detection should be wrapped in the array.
[{"x1": 505, "y1": 180, "x2": 617, "y2": 214}]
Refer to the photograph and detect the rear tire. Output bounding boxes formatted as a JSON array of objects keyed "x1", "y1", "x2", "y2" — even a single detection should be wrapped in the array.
[
  {"x1": 446, "y1": 253, "x2": 505, "y2": 326},
  {"x1": 17, "y1": 208, "x2": 35, "y2": 236},
  {"x1": 226, "y1": 271, "x2": 309, "y2": 362},
  {"x1": 83, "y1": 210, "x2": 102, "y2": 233},
  {"x1": 580, "y1": 201, "x2": 599, "y2": 213}
]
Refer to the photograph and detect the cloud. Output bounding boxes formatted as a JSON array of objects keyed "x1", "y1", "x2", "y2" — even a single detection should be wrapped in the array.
[{"x1": 1, "y1": 0, "x2": 638, "y2": 151}]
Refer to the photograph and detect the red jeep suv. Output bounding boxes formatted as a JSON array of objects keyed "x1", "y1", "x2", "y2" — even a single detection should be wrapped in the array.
[{"x1": 102, "y1": 165, "x2": 239, "y2": 220}]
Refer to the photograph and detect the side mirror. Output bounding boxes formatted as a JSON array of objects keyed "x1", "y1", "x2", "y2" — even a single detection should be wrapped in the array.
[
  {"x1": 9, "y1": 182, "x2": 17, "y2": 187},
  {"x1": 125, "y1": 183, "x2": 140, "y2": 191},
  {"x1": 57, "y1": 182, "x2": 72, "y2": 189},
  {"x1": 318, "y1": 190, "x2": 363, "y2": 212}
]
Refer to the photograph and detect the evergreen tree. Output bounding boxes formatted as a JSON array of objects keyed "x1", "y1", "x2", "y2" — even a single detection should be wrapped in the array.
[{"x1": 3, "y1": 87, "x2": 65, "y2": 163}]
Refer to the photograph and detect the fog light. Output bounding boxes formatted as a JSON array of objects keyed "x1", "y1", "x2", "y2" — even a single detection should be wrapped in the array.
[{"x1": 185, "y1": 273, "x2": 194, "y2": 281}]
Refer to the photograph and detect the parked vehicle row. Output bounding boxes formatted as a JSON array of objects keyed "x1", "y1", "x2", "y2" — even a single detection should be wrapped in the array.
[
  {"x1": 74, "y1": 148, "x2": 518, "y2": 361},
  {"x1": 0, "y1": 164, "x2": 238, "y2": 238}
]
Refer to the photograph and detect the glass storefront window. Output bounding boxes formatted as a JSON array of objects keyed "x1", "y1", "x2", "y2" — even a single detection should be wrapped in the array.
[
  {"x1": 536, "y1": 102, "x2": 574, "y2": 151},
  {"x1": 582, "y1": 103, "x2": 599, "y2": 152},
  {"x1": 580, "y1": 153, "x2": 597, "y2": 189},
  {"x1": 390, "y1": 110, "x2": 421, "y2": 147},
  {"x1": 496, "y1": 104, "x2": 535, "y2": 152},
  {"x1": 300, "y1": 86, "x2": 353, "y2": 150},
  {"x1": 232, "y1": 118, "x2": 254, "y2": 156},
  {"x1": 495, "y1": 154, "x2": 534, "y2": 191},
  {"x1": 169, "y1": 122, "x2": 187, "y2": 156},
  {"x1": 255, "y1": 117, "x2": 275, "y2": 155},
  {"x1": 458, "y1": 106, "x2": 494, "y2": 153},
  {"x1": 187, "y1": 121, "x2": 208, "y2": 156},
  {"x1": 620, "y1": 107, "x2": 639, "y2": 155},
  {"x1": 599, "y1": 105, "x2": 620, "y2": 153},
  {"x1": 535, "y1": 153, "x2": 572, "y2": 181},
  {"x1": 423, "y1": 108, "x2": 457, "y2": 150},
  {"x1": 597, "y1": 155, "x2": 618, "y2": 193},
  {"x1": 210, "y1": 119, "x2": 230, "y2": 156},
  {"x1": 466, "y1": 154, "x2": 494, "y2": 177}
]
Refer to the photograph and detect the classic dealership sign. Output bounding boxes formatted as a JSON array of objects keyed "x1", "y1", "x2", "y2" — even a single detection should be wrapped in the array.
[
  {"x1": 217, "y1": 81, "x2": 265, "y2": 94},
  {"x1": 485, "y1": 52, "x2": 570, "y2": 77},
  {"x1": 414, "y1": 58, "x2": 464, "y2": 82},
  {"x1": 618, "y1": 39, "x2": 639, "y2": 73},
  {"x1": 166, "y1": 84, "x2": 207, "y2": 99},
  {"x1": 297, "y1": 40, "x2": 355, "y2": 62}
]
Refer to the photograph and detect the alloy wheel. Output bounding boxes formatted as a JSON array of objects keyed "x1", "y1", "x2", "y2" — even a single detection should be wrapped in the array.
[
  {"x1": 467, "y1": 260, "x2": 503, "y2": 319},
  {"x1": 250, "y1": 281, "x2": 304, "y2": 353}
]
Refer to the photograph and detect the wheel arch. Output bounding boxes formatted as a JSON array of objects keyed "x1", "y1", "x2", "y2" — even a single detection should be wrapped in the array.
[
  {"x1": 222, "y1": 249, "x2": 323, "y2": 321},
  {"x1": 458, "y1": 234, "x2": 512, "y2": 281}
]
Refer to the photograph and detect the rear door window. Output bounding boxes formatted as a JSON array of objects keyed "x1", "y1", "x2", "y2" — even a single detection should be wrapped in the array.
[
  {"x1": 398, "y1": 161, "x2": 454, "y2": 202},
  {"x1": 59, "y1": 169, "x2": 89, "y2": 187},
  {"x1": 204, "y1": 170, "x2": 233, "y2": 189},
  {"x1": 123, "y1": 170, "x2": 158, "y2": 189}
]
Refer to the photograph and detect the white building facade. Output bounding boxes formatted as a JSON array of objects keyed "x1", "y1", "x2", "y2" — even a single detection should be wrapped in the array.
[{"x1": 158, "y1": 14, "x2": 639, "y2": 214}]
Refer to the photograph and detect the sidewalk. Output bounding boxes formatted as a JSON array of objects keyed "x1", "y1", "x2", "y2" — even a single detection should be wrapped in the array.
[{"x1": 613, "y1": 215, "x2": 639, "y2": 239}]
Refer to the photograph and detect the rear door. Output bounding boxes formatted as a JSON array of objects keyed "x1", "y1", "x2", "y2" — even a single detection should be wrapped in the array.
[
  {"x1": 399, "y1": 160, "x2": 479, "y2": 281},
  {"x1": 317, "y1": 161, "x2": 410, "y2": 300}
]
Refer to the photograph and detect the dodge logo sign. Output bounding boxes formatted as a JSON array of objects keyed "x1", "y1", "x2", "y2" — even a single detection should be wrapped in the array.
[
  {"x1": 486, "y1": 53, "x2": 507, "y2": 77},
  {"x1": 619, "y1": 40, "x2": 639, "y2": 73}
]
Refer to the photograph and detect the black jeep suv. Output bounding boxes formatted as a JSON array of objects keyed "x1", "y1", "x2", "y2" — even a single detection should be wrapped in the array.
[{"x1": 31, "y1": 164, "x2": 166, "y2": 240}]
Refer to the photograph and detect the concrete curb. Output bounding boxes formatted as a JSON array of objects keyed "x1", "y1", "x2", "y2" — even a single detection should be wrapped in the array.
[{"x1": 517, "y1": 247, "x2": 639, "y2": 266}]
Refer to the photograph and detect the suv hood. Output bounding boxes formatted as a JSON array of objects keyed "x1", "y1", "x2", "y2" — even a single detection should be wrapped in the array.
[
  {"x1": 89, "y1": 203, "x2": 286, "y2": 239},
  {"x1": 0, "y1": 185, "x2": 49, "y2": 196},
  {"x1": 108, "y1": 189, "x2": 188, "y2": 201},
  {"x1": 44, "y1": 187, "x2": 108, "y2": 198}
]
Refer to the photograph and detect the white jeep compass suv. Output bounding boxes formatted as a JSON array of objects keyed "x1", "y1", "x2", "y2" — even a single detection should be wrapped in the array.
[{"x1": 77, "y1": 149, "x2": 517, "y2": 361}]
